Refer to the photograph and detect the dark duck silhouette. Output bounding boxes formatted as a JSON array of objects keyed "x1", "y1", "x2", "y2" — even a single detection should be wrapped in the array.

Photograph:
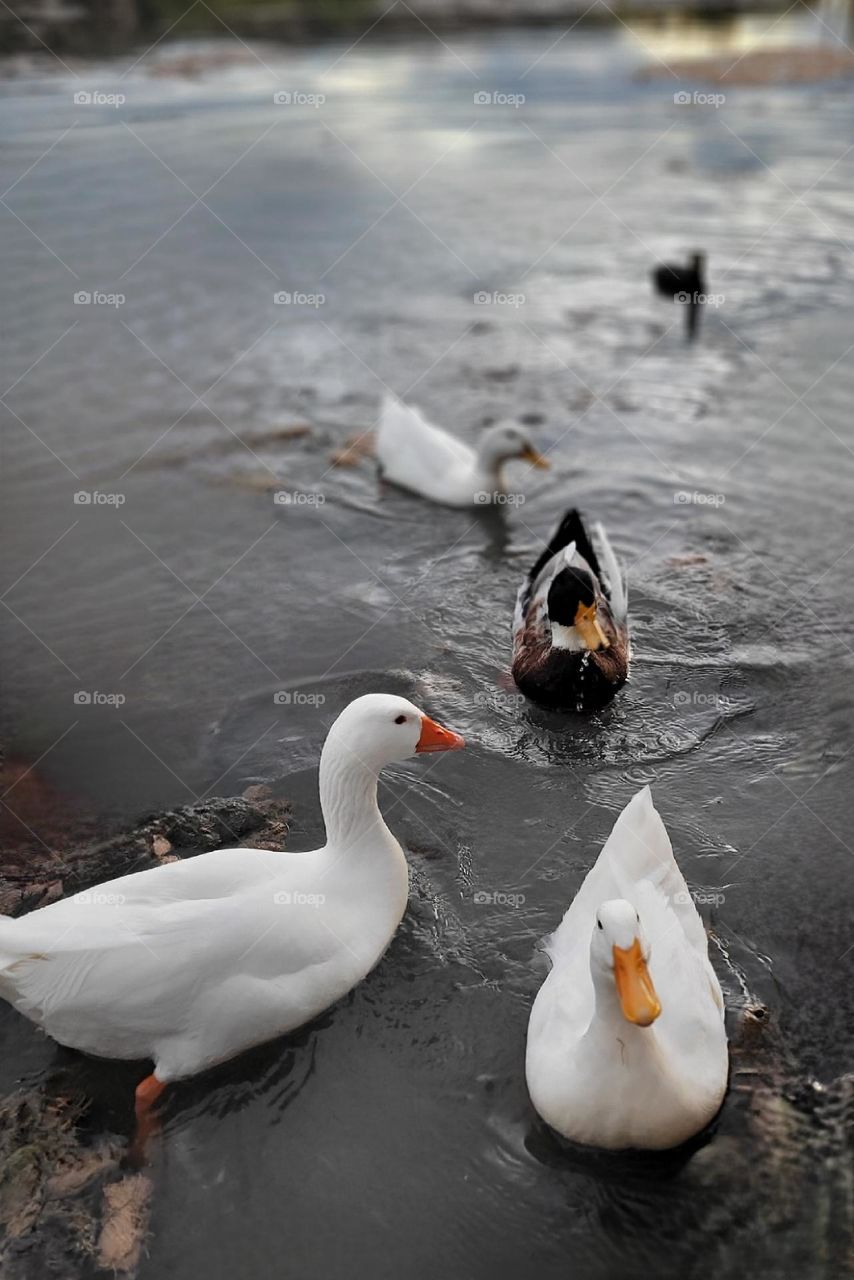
[
  {"x1": 512, "y1": 509, "x2": 629, "y2": 712},
  {"x1": 653, "y1": 251, "x2": 706, "y2": 339}
]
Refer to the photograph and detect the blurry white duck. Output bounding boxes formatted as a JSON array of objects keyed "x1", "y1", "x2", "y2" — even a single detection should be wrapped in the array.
[
  {"x1": 376, "y1": 393, "x2": 549, "y2": 507},
  {"x1": 0, "y1": 694, "x2": 464, "y2": 1140},
  {"x1": 526, "y1": 787, "x2": 728, "y2": 1150}
]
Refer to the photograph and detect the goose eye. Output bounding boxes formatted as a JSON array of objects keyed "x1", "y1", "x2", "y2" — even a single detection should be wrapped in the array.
[
  {"x1": 394, "y1": 714, "x2": 407, "y2": 725},
  {"x1": 596, "y1": 919, "x2": 603, "y2": 930}
]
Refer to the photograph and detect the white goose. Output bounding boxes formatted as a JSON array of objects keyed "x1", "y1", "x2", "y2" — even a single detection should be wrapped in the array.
[
  {"x1": 376, "y1": 394, "x2": 548, "y2": 507},
  {"x1": 0, "y1": 694, "x2": 463, "y2": 1135},
  {"x1": 526, "y1": 787, "x2": 728, "y2": 1150}
]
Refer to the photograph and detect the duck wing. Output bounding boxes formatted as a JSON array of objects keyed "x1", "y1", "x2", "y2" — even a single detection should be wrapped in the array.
[
  {"x1": 376, "y1": 395, "x2": 474, "y2": 487},
  {"x1": 525, "y1": 509, "x2": 601, "y2": 587},
  {"x1": 545, "y1": 788, "x2": 710, "y2": 969}
]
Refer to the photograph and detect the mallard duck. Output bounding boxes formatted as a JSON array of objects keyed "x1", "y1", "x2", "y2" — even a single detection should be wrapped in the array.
[
  {"x1": 375, "y1": 394, "x2": 549, "y2": 507},
  {"x1": 512, "y1": 508, "x2": 629, "y2": 711},
  {"x1": 526, "y1": 786, "x2": 728, "y2": 1150},
  {"x1": 0, "y1": 695, "x2": 464, "y2": 1142},
  {"x1": 652, "y1": 251, "x2": 706, "y2": 340}
]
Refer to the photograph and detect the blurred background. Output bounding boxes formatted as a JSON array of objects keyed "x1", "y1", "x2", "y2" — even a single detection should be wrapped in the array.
[{"x1": 1, "y1": 0, "x2": 854, "y2": 58}]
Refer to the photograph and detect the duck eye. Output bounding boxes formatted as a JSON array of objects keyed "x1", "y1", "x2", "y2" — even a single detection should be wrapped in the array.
[
  {"x1": 597, "y1": 919, "x2": 603, "y2": 930},
  {"x1": 394, "y1": 714, "x2": 406, "y2": 724}
]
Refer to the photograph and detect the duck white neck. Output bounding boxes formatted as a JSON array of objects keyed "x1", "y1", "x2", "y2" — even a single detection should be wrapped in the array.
[
  {"x1": 589, "y1": 960, "x2": 625, "y2": 1023},
  {"x1": 473, "y1": 442, "x2": 505, "y2": 492},
  {"x1": 550, "y1": 621, "x2": 585, "y2": 652},
  {"x1": 318, "y1": 734, "x2": 390, "y2": 852}
]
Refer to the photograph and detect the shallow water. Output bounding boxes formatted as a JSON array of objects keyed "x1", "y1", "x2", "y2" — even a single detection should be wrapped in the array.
[{"x1": 2, "y1": 17, "x2": 854, "y2": 1279}]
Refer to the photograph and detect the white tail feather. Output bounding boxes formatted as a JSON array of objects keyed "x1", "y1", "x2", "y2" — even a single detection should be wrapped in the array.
[{"x1": 594, "y1": 522, "x2": 627, "y2": 621}]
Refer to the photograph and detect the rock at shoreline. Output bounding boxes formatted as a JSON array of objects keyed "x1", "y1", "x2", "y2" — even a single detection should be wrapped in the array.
[{"x1": 0, "y1": 787, "x2": 291, "y2": 916}]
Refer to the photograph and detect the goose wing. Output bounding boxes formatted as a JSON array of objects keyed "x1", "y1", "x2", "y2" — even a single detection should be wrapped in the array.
[{"x1": 0, "y1": 848, "x2": 336, "y2": 1044}]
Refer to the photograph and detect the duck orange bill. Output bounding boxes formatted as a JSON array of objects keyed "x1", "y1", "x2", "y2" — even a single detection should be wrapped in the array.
[
  {"x1": 573, "y1": 601, "x2": 609, "y2": 651},
  {"x1": 521, "y1": 446, "x2": 550, "y2": 470},
  {"x1": 613, "y1": 939, "x2": 662, "y2": 1027},
  {"x1": 416, "y1": 715, "x2": 465, "y2": 753}
]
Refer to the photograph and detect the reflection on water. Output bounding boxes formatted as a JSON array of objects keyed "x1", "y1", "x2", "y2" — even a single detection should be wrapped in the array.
[{"x1": 1, "y1": 18, "x2": 854, "y2": 1280}]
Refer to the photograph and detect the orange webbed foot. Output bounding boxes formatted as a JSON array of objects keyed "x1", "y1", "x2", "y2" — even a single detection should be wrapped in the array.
[{"x1": 127, "y1": 1073, "x2": 167, "y2": 1167}]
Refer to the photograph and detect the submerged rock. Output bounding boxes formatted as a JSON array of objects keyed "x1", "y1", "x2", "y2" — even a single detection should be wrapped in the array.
[
  {"x1": 97, "y1": 1174, "x2": 153, "y2": 1274},
  {"x1": 0, "y1": 1092, "x2": 120, "y2": 1277}
]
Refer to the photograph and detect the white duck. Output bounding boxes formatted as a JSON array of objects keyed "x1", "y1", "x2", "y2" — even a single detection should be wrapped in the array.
[
  {"x1": 375, "y1": 394, "x2": 549, "y2": 507},
  {"x1": 0, "y1": 694, "x2": 463, "y2": 1137},
  {"x1": 526, "y1": 787, "x2": 728, "y2": 1150}
]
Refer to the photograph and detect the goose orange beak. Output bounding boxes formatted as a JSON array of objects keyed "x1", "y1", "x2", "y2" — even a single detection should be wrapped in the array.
[
  {"x1": 613, "y1": 939, "x2": 661, "y2": 1027},
  {"x1": 416, "y1": 715, "x2": 465, "y2": 753}
]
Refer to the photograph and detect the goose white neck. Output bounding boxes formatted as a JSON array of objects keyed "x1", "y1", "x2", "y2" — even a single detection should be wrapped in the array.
[{"x1": 318, "y1": 733, "x2": 390, "y2": 852}]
